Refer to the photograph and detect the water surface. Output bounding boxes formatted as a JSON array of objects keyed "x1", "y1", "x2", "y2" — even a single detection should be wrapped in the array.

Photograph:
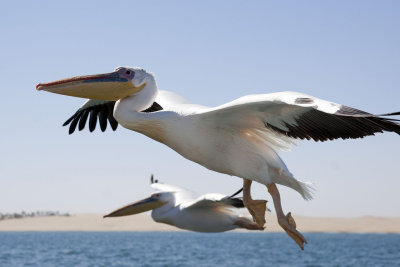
[{"x1": 0, "y1": 232, "x2": 399, "y2": 266}]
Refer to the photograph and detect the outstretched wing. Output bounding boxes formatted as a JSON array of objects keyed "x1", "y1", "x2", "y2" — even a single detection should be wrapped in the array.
[
  {"x1": 155, "y1": 90, "x2": 194, "y2": 108},
  {"x1": 201, "y1": 91, "x2": 400, "y2": 145},
  {"x1": 155, "y1": 90, "x2": 209, "y2": 114},
  {"x1": 150, "y1": 181, "x2": 198, "y2": 206},
  {"x1": 63, "y1": 100, "x2": 118, "y2": 134},
  {"x1": 182, "y1": 192, "x2": 244, "y2": 210},
  {"x1": 63, "y1": 100, "x2": 163, "y2": 134}
]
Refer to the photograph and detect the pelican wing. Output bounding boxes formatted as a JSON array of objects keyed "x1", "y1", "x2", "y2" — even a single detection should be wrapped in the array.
[
  {"x1": 155, "y1": 90, "x2": 209, "y2": 113},
  {"x1": 63, "y1": 100, "x2": 163, "y2": 134},
  {"x1": 150, "y1": 182, "x2": 192, "y2": 194},
  {"x1": 202, "y1": 91, "x2": 400, "y2": 144},
  {"x1": 155, "y1": 90, "x2": 194, "y2": 109},
  {"x1": 182, "y1": 193, "x2": 244, "y2": 210},
  {"x1": 63, "y1": 100, "x2": 118, "y2": 134},
  {"x1": 150, "y1": 182, "x2": 198, "y2": 205}
]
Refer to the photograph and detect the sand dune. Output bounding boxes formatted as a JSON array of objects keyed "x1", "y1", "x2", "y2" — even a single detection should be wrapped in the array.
[{"x1": 0, "y1": 213, "x2": 399, "y2": 233}]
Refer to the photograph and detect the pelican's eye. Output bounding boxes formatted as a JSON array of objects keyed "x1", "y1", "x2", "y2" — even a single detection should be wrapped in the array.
[{"x1": 117, "y1": 68, "x2": 135, "y2": 79}]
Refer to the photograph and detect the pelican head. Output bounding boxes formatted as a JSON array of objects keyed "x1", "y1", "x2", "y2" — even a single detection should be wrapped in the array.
[
  {"x1": 103, "y1": 192, "x2": 170, "y2": 218},
  {"x1": 36, "y1": 67, "x2": 155, "y2": 101}
]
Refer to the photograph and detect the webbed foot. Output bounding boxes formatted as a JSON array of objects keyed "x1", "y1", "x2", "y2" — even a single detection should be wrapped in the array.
[{"x1": 278, "y1": 212, "x2": 307, "y2": 250}]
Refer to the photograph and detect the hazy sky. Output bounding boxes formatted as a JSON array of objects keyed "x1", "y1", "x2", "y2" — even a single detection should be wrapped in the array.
[{"x1": 1, "y1": 1, "x2": 399, "y2": 217}]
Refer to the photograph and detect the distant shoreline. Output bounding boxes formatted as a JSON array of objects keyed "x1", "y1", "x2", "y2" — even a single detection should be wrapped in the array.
[{"x1": 0, "y1": 213, "x2": 399, "y2": 233}]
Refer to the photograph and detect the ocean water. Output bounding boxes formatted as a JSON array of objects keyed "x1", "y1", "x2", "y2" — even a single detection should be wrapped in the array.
[{"x1": 0, "y1": 232, "x2": 399, "y2": 266}]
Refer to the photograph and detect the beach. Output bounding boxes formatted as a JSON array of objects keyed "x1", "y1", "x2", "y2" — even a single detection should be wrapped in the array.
[{"x1": 1, "y1": 213, "x2": 399, "y2": 233}]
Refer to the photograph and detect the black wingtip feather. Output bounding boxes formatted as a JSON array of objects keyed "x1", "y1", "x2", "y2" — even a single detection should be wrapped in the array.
[
  {"x1": 89, "y1": 109, "x2": 98, "y2": 132},
  {"x1": 78, "y1": 110, "x2": 89, "y2": 131},
  {"x1": 109, "y1": 117, "x2": 118, "y2": 131},
  {"x1": 69, "y1": 116, "x2": 80, "y2": 134},
  {"x1": 106, "y1": 104, "x2": 118, "y2": 131},
  {"x1": 228, "y1": 198, "x2": 245, "y2": 208},
  {"x1": 380, "y1": 111, "x2": 400, "y2": 116},
  {"x1": 99, "y1": 109, "x2": 108, "y2": 132},
  {"x1": 63, "y1": 114, "x2": 76, "y2": 127},
  {"x1": 265, "y1": 109, "x2": 400, "y2": 141},
  {"x1": 63, "y1": 101, "x2": 163, "y2": 134},
  {"x1": 228, "y1": 188, "x2": 243, "y2": 198}
]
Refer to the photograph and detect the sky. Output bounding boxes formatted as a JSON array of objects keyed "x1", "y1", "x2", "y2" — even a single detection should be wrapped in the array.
[{"x1": 1, "y1": 1, "x2": 399, "y2": 217}]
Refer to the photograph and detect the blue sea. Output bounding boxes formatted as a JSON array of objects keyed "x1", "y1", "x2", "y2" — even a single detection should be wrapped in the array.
[{"x1": 0, "y1": 232, "x2": 399, "y2": 266}]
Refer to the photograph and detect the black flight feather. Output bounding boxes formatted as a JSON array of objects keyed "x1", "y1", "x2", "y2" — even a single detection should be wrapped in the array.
[
  {"x1": 89, "y1": 109, "x2": 98, "y2": 132},
  {"x1": 228, "y1": 188, "x2": 243, "y2": 198},
  {"x1": 78, "y1": 110, "x2": 89, "y2": 131},
  {"x1": 99, "y1": 108, "x2": 108, "y2": 132},
  {"x1": 63, "y1": 115, "x2": 75, "y2": 127},
  {"x1": 224, "y1": 197, "x2": 245, "y2": 208},
  {"x1": 63, "y1": 101, "x2": 163, "y2": 134},
  {"x1": 265, "y1": 108, "x2": 400, "y2": 142},
  {"x1": 69, "y1": 116, "x2": 80, "y2": 135}
]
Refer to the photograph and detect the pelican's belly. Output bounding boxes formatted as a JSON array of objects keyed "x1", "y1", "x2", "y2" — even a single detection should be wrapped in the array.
[
  {"x1": 131, "y1": 115, "x2": 290, "y2": 185},
  {"x1": 163, "y1": 122, "x2": 243, "y2": 175},
  {"x1": 153, "y1": 206, "x2": 237, "y2": 233},
  {"x1": 164, "y1": 121, "x2": 286, "y2": 184},
  {"x1": 172, "y1": 209, "x2": 238, "y2": 233}
]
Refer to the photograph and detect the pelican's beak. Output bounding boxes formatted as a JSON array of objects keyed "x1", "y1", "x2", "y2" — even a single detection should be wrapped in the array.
[
  {"x1": 36, "y1": 70, "x2": 145, "y2": 101},
  {"x1": 103, "y1": 196, "x2": 165, "y2": 218}
]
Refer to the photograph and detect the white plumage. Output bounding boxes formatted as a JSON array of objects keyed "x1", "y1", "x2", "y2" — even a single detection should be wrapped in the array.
[
  {"x1": 37, "y1": 66, "x2": 400, "y2": 249},
  {"x1": 104, "y1": 177, "x2": 260, "y2": 233}
]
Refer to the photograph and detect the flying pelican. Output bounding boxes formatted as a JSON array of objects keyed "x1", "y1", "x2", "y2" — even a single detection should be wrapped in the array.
[
  {"x1": 37, "y1": 66, "x2": 400, "y2": 249},
  {"x1": 104, "y1": 175, "x2": 263, "y2": 232}
]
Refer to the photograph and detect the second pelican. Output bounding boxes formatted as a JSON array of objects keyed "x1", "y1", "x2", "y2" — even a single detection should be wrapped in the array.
[{"x1": 104, "y1": 175, "x2": 263, "y2": 233}]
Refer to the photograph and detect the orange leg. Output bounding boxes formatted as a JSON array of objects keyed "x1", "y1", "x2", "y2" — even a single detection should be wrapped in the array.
[
  {"x1": 242, "y1": 178, "x2": 267, "y2": 228},
  {"x1": 267, "y1": 183, "x2": 307, "y2": 250}
]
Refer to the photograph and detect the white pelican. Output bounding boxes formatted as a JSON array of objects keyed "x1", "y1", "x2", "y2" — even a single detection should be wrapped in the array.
[
  {"x1": 37, "y1": 66, "x2": 400, "y2": 249},
  {"x1": 104, "y1": 175, "x2": 262, "y2": 232}
]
